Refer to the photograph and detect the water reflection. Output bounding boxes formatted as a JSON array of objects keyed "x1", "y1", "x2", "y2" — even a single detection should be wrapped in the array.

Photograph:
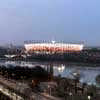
[
  {"x1": 56, "y1": 64, "x2": 65, "y2": 72},
  {"x1": 54, "y1": 65, "x2": 100, "y2": 86},
  {"x1": 0, "y1": 60, "x2": 100, "y2": 87}
]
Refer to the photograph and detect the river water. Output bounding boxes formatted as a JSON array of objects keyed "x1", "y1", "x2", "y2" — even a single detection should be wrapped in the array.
[{"x1": 0, "y1": 60, "x2": 100, "y2": 87}]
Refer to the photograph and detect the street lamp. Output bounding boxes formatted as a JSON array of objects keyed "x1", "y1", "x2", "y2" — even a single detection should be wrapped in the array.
[
  {"x1": 48, "y1": 85, "x2": 51, "y2": 96},
  {"x1": 69, "y1": 92, "x2": 72, "y2": 96},
  {"x1": 69, "y1": 92, "x2": 73, "y2": 100},
  {"x1": 88, "y1": 96, "x2": 91, "y2": 100}
]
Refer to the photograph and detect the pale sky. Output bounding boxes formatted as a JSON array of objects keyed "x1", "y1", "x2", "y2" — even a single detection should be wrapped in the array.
[{"x1": 0, "y1": 0, "x2": 100, "y2": 46}]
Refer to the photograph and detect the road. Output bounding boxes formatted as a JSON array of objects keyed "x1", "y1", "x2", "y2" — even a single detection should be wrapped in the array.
[{"x1": 0, "y1": 76, "x2": 61, "y2": 100}]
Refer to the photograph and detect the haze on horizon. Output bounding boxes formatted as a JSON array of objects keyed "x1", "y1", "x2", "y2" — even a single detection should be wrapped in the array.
[{"x1": 0, "y1": 0, "x2": 100, "y2": 46}]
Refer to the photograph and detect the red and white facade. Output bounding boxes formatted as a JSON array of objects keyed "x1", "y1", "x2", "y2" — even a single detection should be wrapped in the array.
[{"x1": 24, "y1": 41, "x2": 84, "y2": 53}]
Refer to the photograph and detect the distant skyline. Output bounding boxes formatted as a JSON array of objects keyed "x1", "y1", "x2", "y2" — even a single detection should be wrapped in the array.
[{"x1": 0, "y1": 0, "x2": 100, "y2": 46}]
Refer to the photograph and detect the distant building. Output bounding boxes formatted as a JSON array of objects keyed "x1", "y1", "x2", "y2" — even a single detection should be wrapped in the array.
[{"x1": 24, "y1": 41, "x2": 84, "y2": 54}]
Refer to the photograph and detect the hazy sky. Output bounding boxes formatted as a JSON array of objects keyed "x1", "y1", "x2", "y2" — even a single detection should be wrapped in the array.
[{"x1": 0, "y1": 0, "x2": 100, "y2": 46}]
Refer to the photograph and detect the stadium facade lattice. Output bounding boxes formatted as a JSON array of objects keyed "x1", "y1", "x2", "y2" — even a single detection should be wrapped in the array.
[{"x1": 24, "y1": 40, "x2": 84, "y2": 54}]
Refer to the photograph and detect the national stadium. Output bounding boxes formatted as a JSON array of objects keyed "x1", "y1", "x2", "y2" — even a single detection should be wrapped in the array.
[{"x1": 24, "y1": 41, "x2": 84, "y2": 54}]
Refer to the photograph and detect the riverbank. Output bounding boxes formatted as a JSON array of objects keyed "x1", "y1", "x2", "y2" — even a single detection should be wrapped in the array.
[
  {"x1": 1, "y1": 59, "x2": 100, "y2": 67},
  {"x1": 0, "y1": 91, "x2": 11, "y2": 100}
]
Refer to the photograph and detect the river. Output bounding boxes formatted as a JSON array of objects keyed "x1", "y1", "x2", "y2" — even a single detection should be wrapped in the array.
[{"x1": 0, "y1": 60, "x2": 100, "y2": 87}]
